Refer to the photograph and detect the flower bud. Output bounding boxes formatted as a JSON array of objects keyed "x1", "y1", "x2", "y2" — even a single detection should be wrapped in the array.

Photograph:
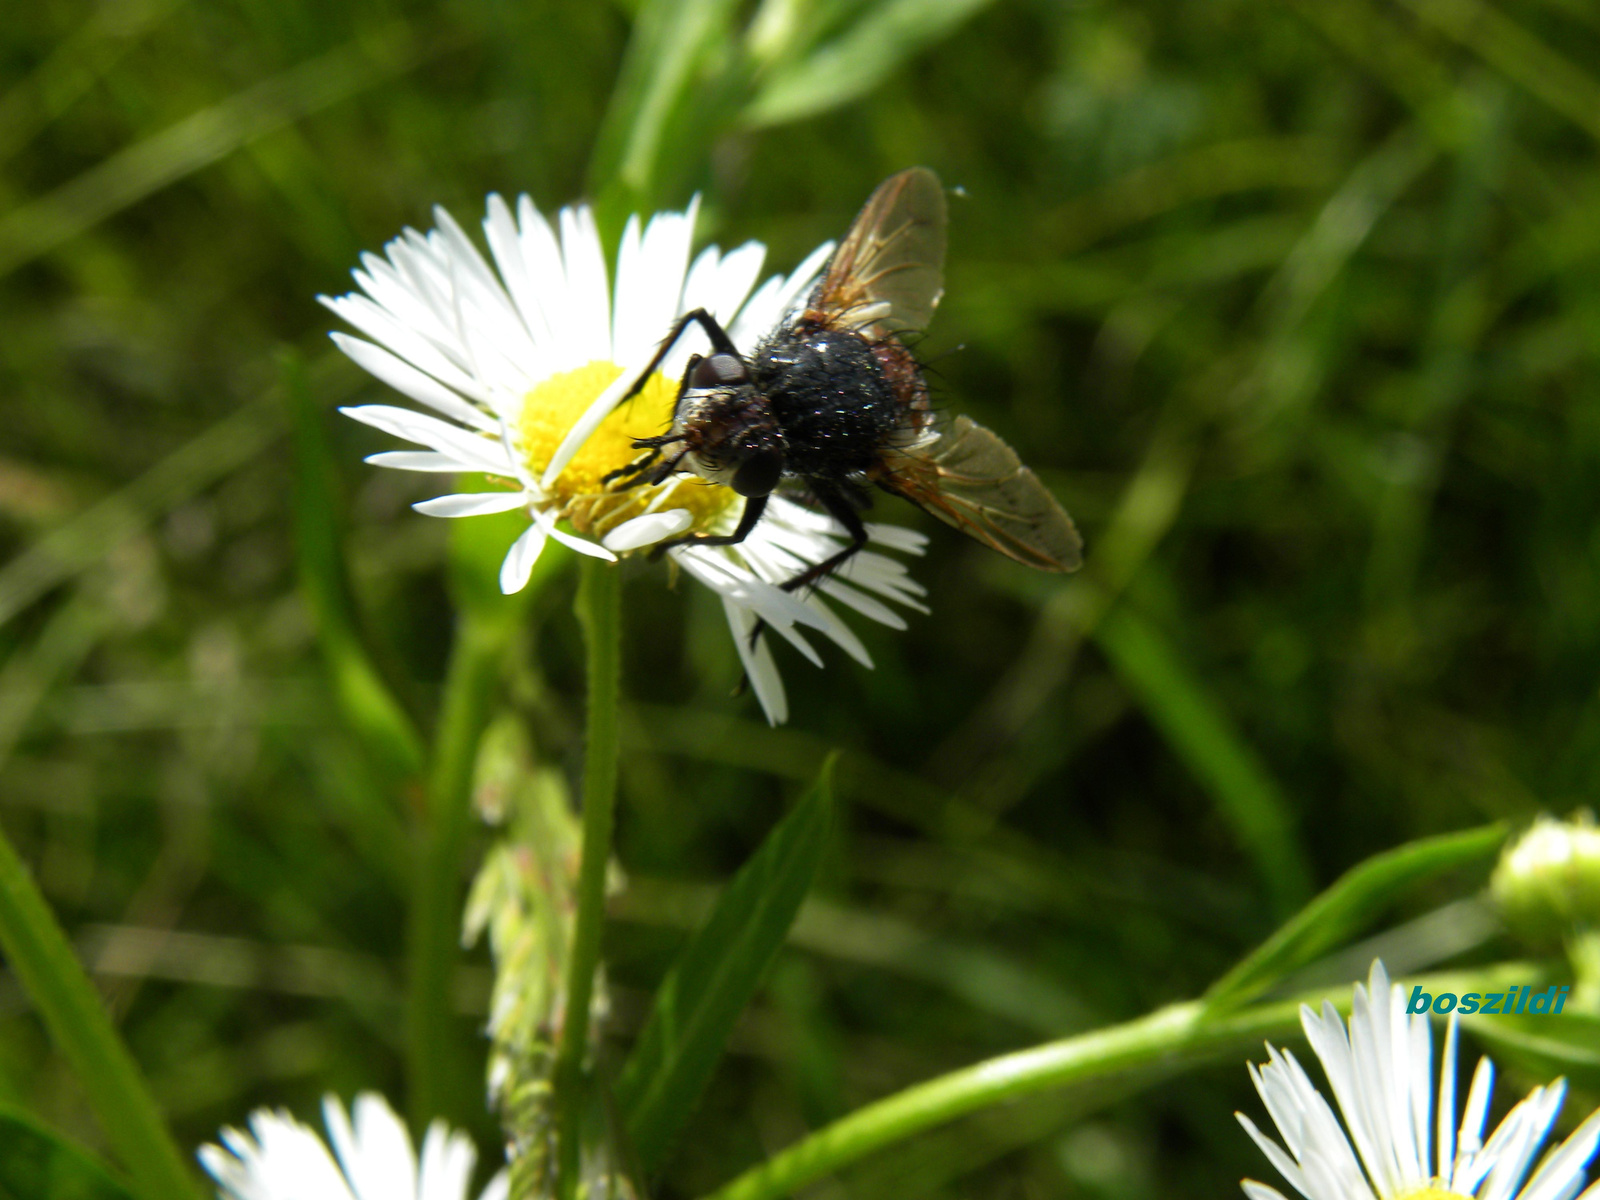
[{"x1": 1490, "y1": 813, "x2": 1600, "y2": 946}]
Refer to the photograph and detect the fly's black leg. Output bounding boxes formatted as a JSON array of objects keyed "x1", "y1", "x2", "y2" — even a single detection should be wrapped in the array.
[
  {"x1": 779, "y1": 483, "x2": 869, "y2": 594},
  {"x1": 735, "y1": 486, "x2": 868, "y2": 655},
  {"x1": 617, "y1": 309, "x2": 740, "y2": 408},
  {"x1": 600, "y1": 435, "x2": 689, "y2": 489},
  {"x1": 600, "y1": 441, "x2": 664, "y2": 487},
  {"x1": 647, "y1": 494, "x2": 769, "y2": 561},
  {"x1": 604, "y1": 352, "x2": 705, "y2": 488}
]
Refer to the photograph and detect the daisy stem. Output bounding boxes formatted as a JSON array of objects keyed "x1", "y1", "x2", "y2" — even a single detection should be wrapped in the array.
[
  {"x1": 0, "y1": 818, "x2": 202, "y2": 1200},
  {"x1": 555, "y1": 557, "x2": 623, "y2": 1199},
  {"x1": 696, "y1": 996, "x2": 1316, "y2": 1200}
]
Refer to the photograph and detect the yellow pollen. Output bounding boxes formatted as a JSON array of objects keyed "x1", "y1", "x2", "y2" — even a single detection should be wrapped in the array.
[
  {"x1": 516, "y1": 361, "x2": 738, "y2": 541},
  {"x1": 1395, "y1": 1187, "x2": 1469, "y2": 1200}
]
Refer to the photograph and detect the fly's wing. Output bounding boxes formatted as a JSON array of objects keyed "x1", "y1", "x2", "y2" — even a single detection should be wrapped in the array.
[
  {"x1": 879, "y1": 416, "x2": 1083, "y2": 572},
  {"x1": 805, "y1": 167, "x2": 946, "y2": 338}
]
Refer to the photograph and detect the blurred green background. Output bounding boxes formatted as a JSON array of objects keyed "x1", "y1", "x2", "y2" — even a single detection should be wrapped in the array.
[{"x1": 3, "y1": 0, "x2": 1600, "y2": 1195}]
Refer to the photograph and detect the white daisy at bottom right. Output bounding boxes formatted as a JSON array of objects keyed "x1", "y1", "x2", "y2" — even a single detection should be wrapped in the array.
[{"x1": 1239, "y1": 961, "x2": 1600, "y2": 1200}]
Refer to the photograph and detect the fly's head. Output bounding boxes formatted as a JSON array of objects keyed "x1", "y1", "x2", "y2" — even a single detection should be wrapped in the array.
[{"x1": 673, "y1": 352, "x2": 785, "y2": 497}]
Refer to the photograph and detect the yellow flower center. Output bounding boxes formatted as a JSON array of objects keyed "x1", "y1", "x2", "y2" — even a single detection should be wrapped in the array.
[
  {"x1": 1395, "y1": 1187, "x2": 1468, "y2": 1199},
  {"x1": 516, "y1": 361, "x2": 737, "y2": 540}
]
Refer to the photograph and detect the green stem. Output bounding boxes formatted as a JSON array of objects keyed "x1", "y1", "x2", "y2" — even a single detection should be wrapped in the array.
[
  {"x1": 0, "y1": 818, "x2": 201, "y2": 1200},
  {"x1": 408, "y1": 611, "x2": 505, "y2": 1129},
  {"x1": 698, "y1": 997, "x2": 1311, "y2": 1200},
  {"x1": 556, "y1": 558, "x2": 623, "y2": 1200}
]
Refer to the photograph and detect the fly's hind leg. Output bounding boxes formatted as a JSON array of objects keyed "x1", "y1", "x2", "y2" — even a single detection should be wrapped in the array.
[
  {"x1": 778, "y1": 482, "x2": 870, "y2": 594},
  {"x1": 736, "y1": 483, "x2": 869, "y2": 656}
]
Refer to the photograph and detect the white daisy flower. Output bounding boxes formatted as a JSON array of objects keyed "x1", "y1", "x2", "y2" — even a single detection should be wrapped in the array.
[
  {"x1": 321, "y1": 194, "x2": 927, "y2": 724},
  {"x1": 1238, "y1": 960, "x2": 1600, "y2": 1200},
  {"x1": 200, "y1": 1092, "x2": 506, "y2": 1200}
]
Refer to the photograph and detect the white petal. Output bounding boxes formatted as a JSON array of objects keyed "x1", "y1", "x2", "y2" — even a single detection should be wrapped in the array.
[
  {"x1": 546, "y1": 524, "x2": 618, "y2": 561},
  {"x1": 417, "y1": 1121, "x2": 477, "y2": 1200},
  {"x1": 1438, "y1": 1013, "x2": 1458, "y2": 1180},
  {"x1": 330, "y1": 334, "x2": 497, "y2": 432},
  {"x1": 866, "y1": 521, "x2": 930, "y2": 554},
  {"x1": 616, "y1": 201, "x2": 700, "y2": 368},
  {"x1": 365, "y1": 450, "x2": 473, "y2": 472},
  {"x1": 322, "y1": 294, "x2": 496, "y2": 407},
  {"x1": 602, "y1": 508, "x2": 693, "y2": 551},
  {"x1": 800, "y1": 591, "x2": 873, "y2": 668},
  {"x1": 202, "y1": 1110, "x2": 357, "y2": 1200},
  {"x1": 340, "y1": 405, "x2": 512, "y2": 475},
  {"x1": 326, "y1": 1094, "x2": 416, "y2": 1200},
  {"x1": 413, "y1": 492, "x2": 530, "y2": 517},
  {"x1": 559, "y1": 204, "x2": 612, "y2": 364},
  {"x1": 1520, "y1": 1105, "x2": 1600, "y2": 1200},
  {"x1": 499, "y1": 523, "x2": 546, "y2": 594},
  {"x1": 722, "y1": 595, "x2": 787, "y2": 725}
]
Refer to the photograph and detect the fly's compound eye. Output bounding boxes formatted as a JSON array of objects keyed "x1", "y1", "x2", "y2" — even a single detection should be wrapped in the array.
[
  {"x1": 691, "y1": 352, "x2": 749, "y2": 390},
  {"x1": 731, "y1": 448, "x2": 783, "y2": 498}
]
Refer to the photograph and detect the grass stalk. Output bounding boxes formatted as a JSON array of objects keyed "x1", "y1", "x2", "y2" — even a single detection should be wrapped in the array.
[
  {"x1": 696, "y1": 997, "x2": 1305, "y2": 1200},
  {"x1": 407, "y1": 611, "x2": 505, "y2": 1129}
]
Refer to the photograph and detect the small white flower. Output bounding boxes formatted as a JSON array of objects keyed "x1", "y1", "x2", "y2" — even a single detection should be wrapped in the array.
[
  {"x1": 200, "y1": 1092, "x2": 505, "y2": 1200},
  {"x1": 322, "y1": 194, "x2": 927, "y2": 723},
  {"x1": 1238, "y1": 960, "x2": 1600, "y2": 1200}
]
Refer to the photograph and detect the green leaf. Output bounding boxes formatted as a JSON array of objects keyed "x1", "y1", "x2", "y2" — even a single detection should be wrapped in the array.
[
  {"x1": 1095, "y1": 605, "x2": 1311, "y2": 918},
  {"x1": 1466, "y1": 1009, "x2": 1600, "y2": 1094},
  {"x1": 617, "y1": 757, "x2": 836, "y2": 1172},
  {"x1": 0, "y1": 1106, "x2": 135, "y2": 1200},
  {"x1": 1203, "y1": 823, "x2": 1506, "y2": 1012}
]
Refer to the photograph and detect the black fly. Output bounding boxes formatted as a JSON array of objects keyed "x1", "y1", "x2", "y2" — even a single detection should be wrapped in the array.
[{"x1": 605, "y1": 168, "x2": 1083, "y2": 592}]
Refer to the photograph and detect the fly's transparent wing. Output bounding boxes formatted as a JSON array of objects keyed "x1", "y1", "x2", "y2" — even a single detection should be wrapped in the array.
[
  {"x1": 879, "y1": 415, "x2": 1082, "y2": 572},
  {"x1": 805, "y1": 167, "x2": 946, "y2": 337}
]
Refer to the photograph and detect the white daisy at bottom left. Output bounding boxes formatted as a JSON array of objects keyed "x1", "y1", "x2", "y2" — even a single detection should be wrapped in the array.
[{"x1": 201, "y1": 1092, "x2": 505, "y2": 1200}]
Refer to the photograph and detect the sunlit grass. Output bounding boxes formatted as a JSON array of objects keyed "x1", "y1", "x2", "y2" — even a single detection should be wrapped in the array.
[{"x1": 4, "y1": 0, "x2": 1600, "y2": 1196}]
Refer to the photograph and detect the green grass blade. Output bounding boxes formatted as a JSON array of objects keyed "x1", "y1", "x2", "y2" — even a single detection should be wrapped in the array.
[
  {"x1": 588, "y1": 0, "x2": 744, "y2": 209},
  {"x1": 1094, "y1": 605, "x2": 1311, "y2": 917},
  {"x1": 0, "y1": 1103, "x2": 137, "y2": 1200},
  {"x1": 0, "y1": 820, "x2": 200, "y2": 1200},
  {"x1": 1402, "y1": 0, "x2": 1600, "y2": 146},
  {"x1": 1203, "y1": 823, "x2": 1507, "y2": 1011},
  {"x1": 0, "y1": 21, "x2": 440, "y2": 279},
  {"x1": 744, "y1": 0, "x2": 999, "y2": 127},
  {"x1": 617, "y1": 757, "x2": 837, "y2": 1172},
  {"x1": 0, "y1": 399, "x2": 280, "y2": 631},
  {"x1": 282, "y1": 349, "x2": 423, "y2": 784}
]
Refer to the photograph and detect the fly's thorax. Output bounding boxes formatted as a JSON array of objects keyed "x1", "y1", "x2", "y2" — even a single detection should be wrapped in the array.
[{"x1": 752, "y1": 326, "x2": 904, "y2": 479}]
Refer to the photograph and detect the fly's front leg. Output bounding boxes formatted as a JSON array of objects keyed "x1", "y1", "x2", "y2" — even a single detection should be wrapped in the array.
[
  {"x1": 604, "y1": 350, "x2": 706, "y2": 489},
  {"x1": 616, "y1": 308, "x2": 740, "y2": 408},
  {"x1": 647, "y1": 494, "x2": 769, "y2": 561}
]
